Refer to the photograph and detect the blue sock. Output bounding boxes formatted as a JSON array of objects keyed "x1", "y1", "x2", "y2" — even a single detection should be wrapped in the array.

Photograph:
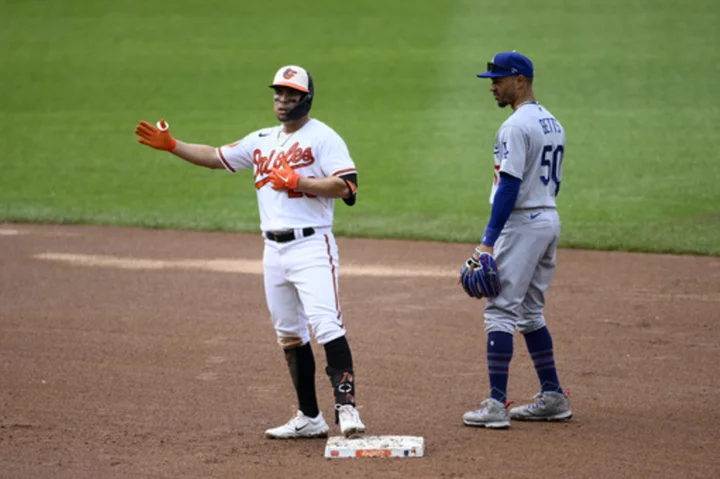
[
  {"x1": 487, "y1": 332, "x2": 513, "y2": 403},
  {"x1": 523, "y1": 326, "x2": 564, "y2": 394}
]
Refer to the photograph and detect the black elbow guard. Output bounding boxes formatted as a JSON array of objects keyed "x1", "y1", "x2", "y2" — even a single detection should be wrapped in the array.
[{"x1": 339, "y1": 173, "x2": 358, "y2": 206}]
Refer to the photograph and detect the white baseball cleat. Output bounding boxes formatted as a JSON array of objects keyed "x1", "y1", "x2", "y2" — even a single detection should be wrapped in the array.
[
  {"x1": 265, "y1": 410, "x2": 329, "y2": 439},
  {"x1": 337, "y1": 405, "x2": 366, "y2": 438},
  {"x1": 509, "y1": 391, "x2": 572, "y2": 421},
  {"x1": 463, "y1": 398, "x2": 511, "y2": 429}
]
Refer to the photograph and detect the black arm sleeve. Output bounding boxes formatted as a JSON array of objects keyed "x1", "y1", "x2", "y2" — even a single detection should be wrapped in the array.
[{"x1": 339, "y1": 173, "x2": 358, "y2": 206}]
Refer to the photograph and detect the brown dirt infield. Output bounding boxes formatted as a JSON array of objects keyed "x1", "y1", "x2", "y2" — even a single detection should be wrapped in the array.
[{"x1": 1, "y1": 223, "x2": 719, "y2": 479}]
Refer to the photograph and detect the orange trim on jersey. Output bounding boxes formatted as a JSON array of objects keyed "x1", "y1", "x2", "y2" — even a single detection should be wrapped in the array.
[
  {"x1": 324, "y1": 234, "x2": 342, "y2": 321},
  {"x1": 217, "y1": 147, "x2": 236, "y2": 172},
  {"x1": 333, "y1": 168, "x2": 357, "y2": 177}
]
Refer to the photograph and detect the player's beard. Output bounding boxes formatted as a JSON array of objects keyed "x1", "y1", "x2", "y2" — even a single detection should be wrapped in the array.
[
  {"x1": 496, "y1": 90, "x2": 514, "y2": 108},
  {"x1": 275, "y1": 108, "x2": 288, "y2": 122}
]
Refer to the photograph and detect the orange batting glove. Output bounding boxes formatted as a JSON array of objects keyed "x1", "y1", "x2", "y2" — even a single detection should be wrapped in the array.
[
  {"x1": 269, "y1": 157, "x2": 300, "y2": 191},
  {"x1": 135, "y1": 118, "x2": 177, "y2": 152}
]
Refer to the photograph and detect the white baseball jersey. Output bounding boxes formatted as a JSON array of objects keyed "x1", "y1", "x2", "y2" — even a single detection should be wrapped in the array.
[
  {"x1": 490, "y1": 102, "x2": 565, "y2": 209},
  {"x1": 215, "y1": 119, "x2": 357, "y2": 231}
]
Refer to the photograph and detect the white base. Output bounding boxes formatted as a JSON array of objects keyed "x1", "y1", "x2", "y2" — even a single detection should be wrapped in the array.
[{"x1": 324, "y1": 435, "x2": 425, "y2": 458}]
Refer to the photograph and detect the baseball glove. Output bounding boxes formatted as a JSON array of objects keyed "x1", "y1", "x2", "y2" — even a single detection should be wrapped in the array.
[{"x1": 459, "y1": 248, "x2": 501, "y2": 299}]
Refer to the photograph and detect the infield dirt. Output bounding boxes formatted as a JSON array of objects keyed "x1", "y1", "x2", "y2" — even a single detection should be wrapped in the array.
[{"x1": 1, "y1": 223, "x2": 718, "y2": 478}]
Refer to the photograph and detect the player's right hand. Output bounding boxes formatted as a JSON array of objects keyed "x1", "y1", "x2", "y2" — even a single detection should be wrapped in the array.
[
  {"x1": 269, "y1": 156, "x2": 300, "y2": 191},
  {"x1": 135, "y1": 119, "x2": 177, "y2": 152}
]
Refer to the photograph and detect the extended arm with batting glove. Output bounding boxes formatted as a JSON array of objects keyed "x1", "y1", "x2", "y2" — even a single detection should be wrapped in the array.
[
  {"x1": 459, "y1": 247, "x2": 501, "y2": 299},
  {"x1": 134, "y1": 119, "x2": 223, "y2": 169},
  {"x1": 135, "y1": 119, "x2": 177, "y2": 152}
]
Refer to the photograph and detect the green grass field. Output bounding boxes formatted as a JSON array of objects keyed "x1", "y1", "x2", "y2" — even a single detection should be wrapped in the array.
[{"x1": 1, "y1": 0, "x2": 718, "y2": 255}]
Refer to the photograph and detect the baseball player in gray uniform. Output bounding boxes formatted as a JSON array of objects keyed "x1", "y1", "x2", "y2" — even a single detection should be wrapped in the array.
[
  {"x1": 462, "y1": 52, "x2": 572, "y2": 429},
  {"x1": 134, "y1": 65, "x2": 365, "y2": 439}
]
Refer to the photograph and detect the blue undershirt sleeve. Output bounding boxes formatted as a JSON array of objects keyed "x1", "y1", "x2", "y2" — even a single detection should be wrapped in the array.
[{"x1": 481, "y1": 173, "x2": 521, "y2": 247}]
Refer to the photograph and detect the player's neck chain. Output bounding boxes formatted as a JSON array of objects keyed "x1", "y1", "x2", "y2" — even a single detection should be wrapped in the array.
[
  {"x1": 276, "y1": 129, "x2": 296, "y2": 147},
  {"x1": 277, "y1": 117, "x2": 310, "y2": 147}
]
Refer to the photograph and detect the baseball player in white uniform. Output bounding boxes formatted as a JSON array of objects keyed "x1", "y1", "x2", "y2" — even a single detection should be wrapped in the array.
[
  {"x1": 462, "y1": 52, "x2": 572, "y2": 429},
  {"x1": 134, "y1": 65, "x2": 365, "y2": 439}
]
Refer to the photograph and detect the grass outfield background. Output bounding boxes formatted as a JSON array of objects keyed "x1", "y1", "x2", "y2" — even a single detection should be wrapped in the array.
[{"x1": 1, "y1": 0, "x2": 718, "y2": 255}]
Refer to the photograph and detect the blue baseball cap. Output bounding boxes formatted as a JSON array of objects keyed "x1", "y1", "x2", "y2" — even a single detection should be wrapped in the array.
[{"x1": 477, "y1": 51, "x2": 534, "y2": 78}]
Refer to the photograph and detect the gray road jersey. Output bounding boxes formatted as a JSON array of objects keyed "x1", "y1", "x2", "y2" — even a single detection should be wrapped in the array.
[{"x1": 490, "y1": 102, "x2": 565, "y2": 209}]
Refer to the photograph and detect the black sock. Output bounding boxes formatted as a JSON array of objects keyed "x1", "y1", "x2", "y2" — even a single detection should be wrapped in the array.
[
  {"x1": 324, "y1": 336, "x2": 356, "y2": 422},
  {"x1": 284, "y1": 343, "x2": 319, "y2": 418}
]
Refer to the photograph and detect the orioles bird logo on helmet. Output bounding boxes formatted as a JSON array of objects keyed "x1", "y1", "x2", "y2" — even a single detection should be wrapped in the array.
[{"x1": 283, "y1": 68, "x2": 297, "y2": 80}]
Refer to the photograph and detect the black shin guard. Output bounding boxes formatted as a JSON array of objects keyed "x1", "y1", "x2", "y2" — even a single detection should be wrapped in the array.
[
  {"x1": 324, "y1": 336, "x2": 356, "y2": 422},
  {"x1": 284, "y1": 343, "x2": 319, "y2": 418}
]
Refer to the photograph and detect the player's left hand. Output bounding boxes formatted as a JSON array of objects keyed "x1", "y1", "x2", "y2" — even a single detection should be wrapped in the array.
[
  {"x1": 459, "y1": 247, "x2": 501, "y2": 299},
  {"x1": 269, "y1": 157, "x2": 300, "y2": 191}
]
